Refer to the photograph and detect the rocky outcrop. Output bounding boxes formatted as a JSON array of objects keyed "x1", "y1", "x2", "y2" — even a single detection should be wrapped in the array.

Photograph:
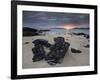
[
  {"x1": 45, "y1": 37, "x2": 70, "y2": 65},
  {"x1": 32, "y1": 39, "x2": 51, "y2": 62},
  {"x1": 32, "y1": 39, "x2": 51, "y2": 48},
  {"x1": 23, "y1": 27, "x2": 39, "y2": 36},
  {"x1": 32, "y1": 45, "x2": 45, "y2": 62}
]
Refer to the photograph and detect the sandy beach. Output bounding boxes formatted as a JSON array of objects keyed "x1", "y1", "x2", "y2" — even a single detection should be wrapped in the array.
[{"x1": 22, "y1": 33, "x2": 89, "y2": 69}]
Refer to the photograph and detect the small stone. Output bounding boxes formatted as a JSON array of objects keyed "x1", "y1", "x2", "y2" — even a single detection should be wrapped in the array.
[
  {"x1": 24, "y1": 42, "x2": 29, "y2": 44},
  {"x1": 84, "y1": 34, "x2": 89, "y2": 39},
  {"x1": 84, "y1": 44, "x2": 89, "y2": 48},
  {"x1": 71, "y1": 48, "x2": 82, "y2": 53}
]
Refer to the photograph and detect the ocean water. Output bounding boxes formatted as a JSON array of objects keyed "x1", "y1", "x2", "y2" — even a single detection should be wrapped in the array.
[
  {"x1": 46, "y1": 29, "x2": 89, "y2": 35},
  {"x1": 70, "y1": 29, "x2": 89, "y2": 34}
]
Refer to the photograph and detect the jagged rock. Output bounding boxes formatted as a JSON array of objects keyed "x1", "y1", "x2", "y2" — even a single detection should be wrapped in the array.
[
  {"x1": 71, "y1": 48, "x2": 82, "y2": 53},
  {"x1": 32, "y1": 39, "x2": 51, "y2": 47},
  {"x1": 54, "y1": 37, "x2": 65, "y2": 44},
  {"x1": 32, "y1": 39, "x2": 51, "y2": 62},
  {"x1": 45, "y1": 37, "x2": 70, "y2": 65},
  {"x1": 32, "y1": 45, "x2": 45, "y2": 62}
]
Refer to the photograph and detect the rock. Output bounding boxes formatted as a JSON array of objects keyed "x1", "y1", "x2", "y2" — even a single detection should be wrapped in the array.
[
  {"x1": 23, "y1": 27, "x2": 39, "y2": 36},
  {"x1": 84, "y1": 44, "x2": 89, "y2": 48},
  {"x1": 24, "y1": 42, "x2": 29, "y2": 44},
  {"x1": 72, "y1": 33, "x2": 89, "y2": 39},
  {"x1": 73, "y1": 33, "x2": 85, "y2": 36},
  {"x1": 32, "y1": 39, "x2": 51, "y2": 48},
  {"x1": 54, "y1": 37, "x2": 65, "y2": 44},
  {"x1": 71, "y1": 48, "x2": 82, "y2": 53},
  {"x1": 32, "y1": 45, "x2": 45, "y2": 62},
  {"x1": 84, "y1": 34, "x2": 89, "y2": 39},
  {"x1": 32, "y1": 37, "x2": 71, "y2": 64},
  {"x1": 45, "y1": 37, "x2": 70, "y2": 65},
  {"x1": 32, "y1": 39, "x2": 51, "y2": 62},
  {"x1": 47, "y1": 60, "x2": 57, "y2": 65}
]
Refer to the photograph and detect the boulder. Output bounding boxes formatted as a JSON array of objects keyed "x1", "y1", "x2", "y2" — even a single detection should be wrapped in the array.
[
  {"x1": 45, "y1": 37, "x2": 70, "y2": 65},
  {"x1": 54, "y1": 37, "x2": 65, "y2": 44},
  {"x1": 32, "y1": 45, "x2": 45, "y2": 62},
  {"x1": 32, "y1": 39, "x2": 51, "y2": 48}
]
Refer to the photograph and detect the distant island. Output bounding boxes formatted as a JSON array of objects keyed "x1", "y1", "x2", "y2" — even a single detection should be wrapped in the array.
[
  {"x1": 23, "y1": 27, "x2": 39, "y2": 36},
  {"x1": 51, "y1": 28, "x2": 65, "y2": 29},
  {"x1": 73, "y1": 27, "x2": 89, "y2": 30},
  {"x1": 23, "y1": 27, "x2": 51, "y2": 36},
  {"x1": 51, "y1": 27, "x2": 89, "y2": 30},
  {"x1": 39, "y1": 29, "x2": 51, "y2": 32}
]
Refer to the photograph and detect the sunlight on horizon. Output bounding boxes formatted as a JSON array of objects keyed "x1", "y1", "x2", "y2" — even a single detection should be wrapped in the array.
[{"x1": 64, "y1": 24, "x2": 79, "y2": 30}]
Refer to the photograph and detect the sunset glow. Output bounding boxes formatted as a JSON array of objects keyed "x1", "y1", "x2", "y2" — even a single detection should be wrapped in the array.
[{"x1": 64, "y1": 24, "x2": 79, "y2": 30}]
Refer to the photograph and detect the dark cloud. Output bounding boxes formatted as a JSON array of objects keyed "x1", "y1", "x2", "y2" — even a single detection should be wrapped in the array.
[{"x1": 23, "y1": 11, "x2": 89, "y2": 29}]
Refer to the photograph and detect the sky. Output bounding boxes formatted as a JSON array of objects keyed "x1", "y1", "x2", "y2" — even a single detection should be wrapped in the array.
[{"x1": 23, "y1": 11, "x2": 89, "y2": 30}]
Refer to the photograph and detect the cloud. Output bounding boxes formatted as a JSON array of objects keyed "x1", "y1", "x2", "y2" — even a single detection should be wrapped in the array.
[{"x1": 23, "y1": 11, "x2": 89, "y2": 29}]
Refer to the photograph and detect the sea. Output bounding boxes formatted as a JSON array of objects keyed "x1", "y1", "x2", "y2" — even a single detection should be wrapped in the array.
[{"x1": 45, "y1": 28, "x2": 89, "y2": 35}]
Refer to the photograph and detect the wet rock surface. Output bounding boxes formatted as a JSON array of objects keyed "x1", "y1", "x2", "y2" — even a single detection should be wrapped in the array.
[
  {"x1": 71, "y1": 48, "x2": 82, "y2": 53},
  {"x1": 45, "y1": 37, "x2": 70, "y2": 65}
]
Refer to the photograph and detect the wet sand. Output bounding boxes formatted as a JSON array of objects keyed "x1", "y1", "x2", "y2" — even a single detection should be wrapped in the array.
[{"x1": 22, "y1": 33, "x2": 89, "y2": 69}]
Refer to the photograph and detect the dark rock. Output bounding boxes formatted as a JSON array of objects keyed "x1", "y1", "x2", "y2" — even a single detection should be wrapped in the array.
[
  {"x1": 23, "y1": 27, "x2": 39, "y2": 36},
  {"x1": 39, "y1": 30, "x2": 51, "y2": 32},
  {"x1": 84, "y1": 44, "x2": 89, "y2": 48},
  {"x1": 71, "y1": 48, "x2": 82, "y2": 53},
  {"x1": 32, "y1": 37, "x2": 71, "y2": 64},
  {"x1": 84, "y1": 34, "x2": 89, "y2": 39},
  {"x1": 54, "y1": 37, "x2": 65, "y2": 44},
  {"x1": 72, "y1": 33, "x2": 85, "y2": 36},
  {"x1": 24, "y1": 42, "x2": 29, "y2": 44},
  {"x1": 32, "y1": 39, "x2": 51, "y2": 47},
  {"x1": 45, "y1": 37, "x2": 70, "y2": 65},
  {"x1": 32, "y1": 45, "x2": 45, "y2": 62},
  {"x1": 72, "y1": 33, "x2": 89, "y2": 39},
  {"x1": 32, "y1": 39, "x2": 51, "y2": 62}
]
